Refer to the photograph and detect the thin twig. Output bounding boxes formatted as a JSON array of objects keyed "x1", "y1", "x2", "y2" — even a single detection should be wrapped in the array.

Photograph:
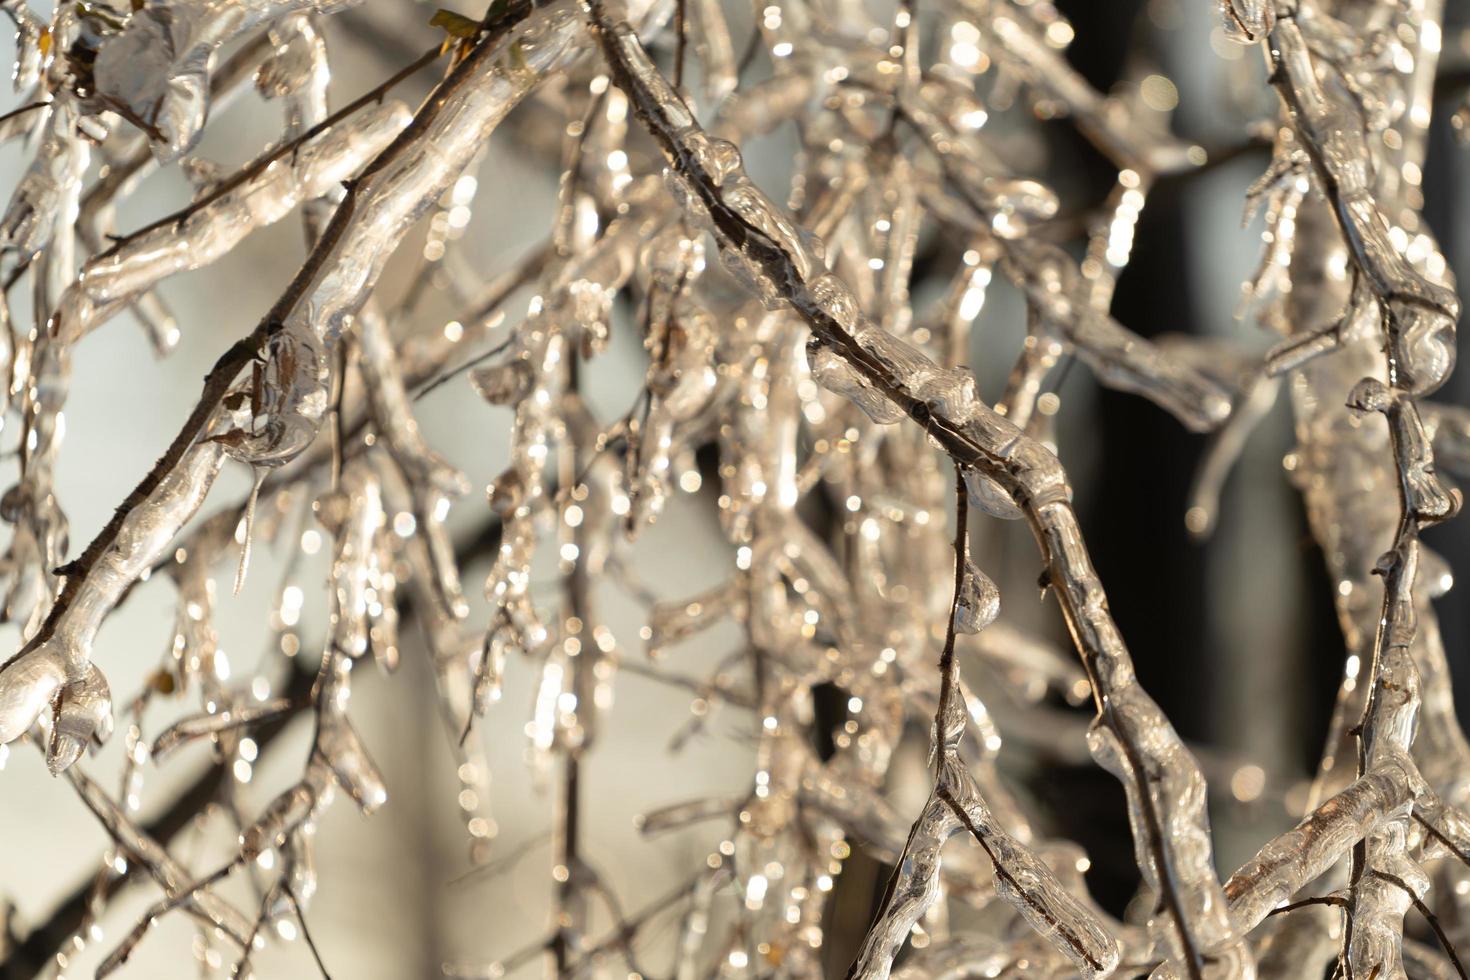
[
  {"x1": 1267, "y1": 895, "x2": 1349, "y2": 917},
  {"x1": 674, "y1": 0, "x2": 688, "y2": 91},
  {"x1": 282, "y1": 881, "x2": 333, "y2": 979}
]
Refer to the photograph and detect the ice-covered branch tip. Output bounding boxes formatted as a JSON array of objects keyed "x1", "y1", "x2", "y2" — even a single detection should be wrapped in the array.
[
  {"x1": 58, "y1": 101, "x2": 411, "y2": 343},
  {"x1": 583, "y1": 4, "x2": 1247, "y2": 976}
]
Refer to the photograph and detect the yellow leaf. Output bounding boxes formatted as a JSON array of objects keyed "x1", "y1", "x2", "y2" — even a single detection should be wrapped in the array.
[{"x1": 430, "y1": 8, "x2": 480, "y2": 39}]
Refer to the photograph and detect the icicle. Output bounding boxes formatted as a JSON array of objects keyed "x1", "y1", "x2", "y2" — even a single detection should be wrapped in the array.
[{"x1": 232, "y1": 466, "x2": 267, "y2": 596}]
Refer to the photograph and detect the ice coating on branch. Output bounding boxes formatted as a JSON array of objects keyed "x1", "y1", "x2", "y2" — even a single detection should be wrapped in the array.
[
  {"x1": 1086, "y1": 687, "x2": 1249, "y2": 978},
  {"x1": 93, "y1": 0, "x2": 364, "y2": 161},
  {"x1": 1270, "y1": 18, "x2": 1459, "y2": 397},
  {"x1": 151, "y1": 700, "x2": 294, "y2": 761},
  {"x1": 1269, "y1": 7, "x2": 1470, "y2": 932},
  {"x1": 1224, "y1": 757, "x2": 1424, "y2": 932},
  {"x1": 230, "y1": 10, "x2": 593, "y2": 468},
  {"x1": 1252, "y1": 27, "x2": 1468, "y2": 949},
  {"x1": 955, "y1": 0, "x2": 1197, "y2": 175},
  {"x1": 0, "y1": 0, "x2": 593, "y2": 765},
  {"x1": 1001, "y1": 240, "x2": 1232, "y2": 433},
  {"x1": 0, "y1": 646, "x2": 67, "y2": 744},
  {"x1": 315, "y1": 710, "x2": 387, "y2": 814},
  {"x1": 807, "y1": 334, "x2": 905, "y2": 425},
  {"x1": 896, "y1": 89, "x2": 1230, "y2": 431},
  {"x1": 1347, "y1": 380, "x2": 1460, "y2": 524},
  {"x1": 47, "y1": 663, "x2": 112, "y2": 774},
  {"x1": 0, "y1": 441, "x2": 225, "y2": 752},
  {"x1": 847, "y1": 566, "x2": 1119, "y2": 980},
  {"x1": 67, "y1": 766, "x2": 254, "y2": 943},
  {"x1": 57, "y1": 102, "x2": 410, "y2": 342},
  {"x1": 1348, "y1": 639, "x2": 1427, "y2": 980},
  {"x1": 358, "y1": 303, "x2": 470, "y2": 499},
  {"x1": 318, "y1": 462, "x2": 392, "y2": 662}
]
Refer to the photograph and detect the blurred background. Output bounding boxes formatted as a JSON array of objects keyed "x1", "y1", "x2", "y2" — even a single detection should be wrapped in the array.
[{"x1": 0, "y1": 0, "x2": 1468, "y2": 977}]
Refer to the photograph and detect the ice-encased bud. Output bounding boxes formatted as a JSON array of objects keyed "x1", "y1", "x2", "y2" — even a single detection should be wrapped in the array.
[
  {"x1": 686, "y1": 132, "x2": 743, "y2": 187},
  {"x1": 953, "y1": 561, "x2": 1000, "y2": 634},
  {"x1": 472, "y1": 359, "x2": 536, "y2": 405}
]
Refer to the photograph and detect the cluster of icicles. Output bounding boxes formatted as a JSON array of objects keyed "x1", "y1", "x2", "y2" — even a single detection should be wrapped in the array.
[{"x1": 0, "y1": 0, "x2": 1466, "y2": 976}]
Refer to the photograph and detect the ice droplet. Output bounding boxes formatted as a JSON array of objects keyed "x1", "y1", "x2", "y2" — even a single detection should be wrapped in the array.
[
  {"x1": 806, "y1": 337, "x2": 905, "y2": 425},
  {"x1": 953, "y1": 561, "x2": 1000, "y2": 634}
]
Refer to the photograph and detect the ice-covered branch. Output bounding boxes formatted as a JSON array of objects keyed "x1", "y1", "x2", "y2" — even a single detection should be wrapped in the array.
[
  {"x1": 0, "y1": 0, "x2": 587, "y2": 763},
  {"x1": 584, "y1": 5, "x2": 1248, "y2": 975}
]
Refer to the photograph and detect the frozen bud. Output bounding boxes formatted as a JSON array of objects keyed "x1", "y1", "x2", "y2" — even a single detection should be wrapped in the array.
[
  {"x1": 953, "y1": 561, "x2": 1000, "y2": 634},
  {"x1": 1346, "y1": 378, "x2": 1394, "y2": 417},
  {"x1": 487, "y1": 466, "x2": 528, "y2": 517},
  {"x1": 687, "y1": 132, "x2": 743, "y2": 187},
  {"x1": 472, "y1": 360, "x2": 536, "y2": 405},
  {"x1": 315, "y1": 489, "x2": 352, "y2": 533}
]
